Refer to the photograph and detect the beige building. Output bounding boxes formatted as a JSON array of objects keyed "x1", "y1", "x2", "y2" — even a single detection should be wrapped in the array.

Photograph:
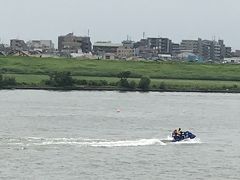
[{"x1": 117, "y1": 46, "x2": 135, "y2": 59}]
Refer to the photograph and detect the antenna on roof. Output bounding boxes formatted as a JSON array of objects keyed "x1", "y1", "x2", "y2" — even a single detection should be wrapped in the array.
[
  {"x1": 143, "y1": 32, "x2": 145, "y2": 39},
  {"x1": 212, "y1": 35, "x2": 216, "y2": 41},
  {"x1": 88, "y1": 29, "x2": 90, "y2": 37}
]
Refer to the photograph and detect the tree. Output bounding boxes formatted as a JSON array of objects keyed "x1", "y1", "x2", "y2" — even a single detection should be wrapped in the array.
[
  {"x1": 138, "y1": 76, "x2": 151, "y2": 90},
  {"x1": 117, "y1": 71, "x2": 131, "y2": 88},
  {"x1": 0, "y1": 74, "x2": 2, "y2": 87},
  {"x1": 47, "y1": 72, "x2": 74, "y2": 87},
  {"x1": 117, "y1": 71, "x2": 131, "y2": 80}
]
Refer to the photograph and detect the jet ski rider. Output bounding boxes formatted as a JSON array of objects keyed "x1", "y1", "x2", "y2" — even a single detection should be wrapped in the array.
[
  {"x1": 172, "y1": 128, "x2": 183, "y2": 138},
  {"x1": 178, "y1": 128, "x2": 183, "y2": 135}
]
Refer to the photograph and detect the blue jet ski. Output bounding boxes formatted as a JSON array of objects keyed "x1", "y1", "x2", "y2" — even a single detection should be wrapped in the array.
[{"x1": 172, "y1": 131, "x2": 196, "y2": 142}]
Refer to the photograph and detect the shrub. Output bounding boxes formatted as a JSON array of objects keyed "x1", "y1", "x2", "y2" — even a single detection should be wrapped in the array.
[
  {"x1": 152, "y1": 84, "x2": 157, "y2": 89},
  {"x1": 118, "y1": 78, "x2": 130, "y2": 88},
  {"x1": 0, "y1": 74, "x2": 17, "y2": 86},
  {"x1": 109, "y1": 82, "x2": 117, "y2": 86},
  {"x1": 99, "y1": 80, "x2": 108, "y2": 86},
  {"x1": 138, "y1": 76, "x2": 151, "y2": 90},
  {"x1": 0, "y1": 74, "x2": 2, "y2": 86},
  {"x1": 117, "y1": 71, "x2": 131, "y2": 79},
  {"x1": 75, "y1": 79, "x2": 88, "y2": 85},
  {"x1": 159, "y1": 82, "x2": 167, "y2": 90},
  {"x1": 233, "y1": 84, "x2": 238, "y2": 89},
  {"x1": 222, "y1": 85, "x2": 227, "y2": 90},
  {"x1": 3, "y1": 77, "x2": 17, "y2": 86},
  {"x1": 87, "y1": 80, "x2": 98, "y2": 86},
  {"x1": 46, "y1": 72, "x2": 74, "y2": 87},
  {"x1": 129, "y1": 80, "x2": 137, "y2": 89}
]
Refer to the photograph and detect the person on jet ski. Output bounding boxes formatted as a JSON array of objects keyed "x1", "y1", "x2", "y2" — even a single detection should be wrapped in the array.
[
  {"x1": 178, "y1": 128, "x2": 183, "y2": 135},
  {"x1": 172, "y1": 129, "x2": 180, "y2": 137},
  {"x1": 172, "y1": 128, "x2": 183, "y2": 138},
  {"x1": 172, "y1": 129, "x2": 177, "y2": 137}
]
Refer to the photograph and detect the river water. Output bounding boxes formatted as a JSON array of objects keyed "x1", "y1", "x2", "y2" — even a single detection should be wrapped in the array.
[{"x1": 0, "y1": 90, "x2": 239, "y2": 179}]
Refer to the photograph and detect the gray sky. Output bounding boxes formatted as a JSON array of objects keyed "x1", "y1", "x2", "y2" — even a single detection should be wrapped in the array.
[{"x1": 0, "y1": 0, "x2": 240, "y2": 49}]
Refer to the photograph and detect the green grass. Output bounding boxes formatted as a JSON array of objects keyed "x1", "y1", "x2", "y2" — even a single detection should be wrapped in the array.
[
  {"x1": 151, "y1": 79, "x2": 240, "y2": 91},
  {"x1": 3, "y1": 73, "x2": 240, "y2": 91},
  {"x1": 4, "y1": 74, "x2": 48, "y2": 84},
  {"x1": 1, "y1": 56, "x2": 240, "y2": 91},
  {"x1": 1, "y1": 56, "x2": 240, "y2": 81}
]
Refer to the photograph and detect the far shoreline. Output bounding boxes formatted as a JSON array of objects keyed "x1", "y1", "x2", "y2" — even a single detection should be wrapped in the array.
[{"x1": 1, "y1": 86, "x2": 240, "y2": 94}]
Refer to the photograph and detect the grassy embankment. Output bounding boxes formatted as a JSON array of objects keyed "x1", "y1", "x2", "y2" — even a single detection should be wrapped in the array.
[{"x1": 0, "y1": 56, "x2": 240, "y2": 91}]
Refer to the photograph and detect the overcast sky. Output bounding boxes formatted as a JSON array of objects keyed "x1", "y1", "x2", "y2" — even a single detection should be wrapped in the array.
[{"x1": 0, "y1": 0, "x2": 240, "y2": 49}]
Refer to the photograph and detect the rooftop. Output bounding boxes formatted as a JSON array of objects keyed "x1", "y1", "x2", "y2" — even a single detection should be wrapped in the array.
[{"x1": 94, "y1": 42, "x2": 122, "y2": 47}]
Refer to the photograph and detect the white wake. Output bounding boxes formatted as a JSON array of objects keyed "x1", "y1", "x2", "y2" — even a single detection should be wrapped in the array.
[{"x1": 5, "y1": 137, "x2": 166, "y2": 147}]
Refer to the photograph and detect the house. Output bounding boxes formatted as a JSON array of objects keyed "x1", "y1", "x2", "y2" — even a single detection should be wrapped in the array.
[{"x1": 103, "y1": 53, "x2": 116, "y2": 60}]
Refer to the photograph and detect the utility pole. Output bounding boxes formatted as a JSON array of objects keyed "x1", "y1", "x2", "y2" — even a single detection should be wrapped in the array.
[{"x1": 143, "y1": 32, "x2": 145, "y2": 39}]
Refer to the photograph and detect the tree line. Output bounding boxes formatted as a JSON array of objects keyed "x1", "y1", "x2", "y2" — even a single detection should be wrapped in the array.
[
  {"x1": 0, "y1": 71, "x2": 151, "y2": 90},
  {"x1": 0, "y1": 74, "x2": 17, "y2": 87},
  {"x1": 43, "y1": 71, "x2": 151, "y2": 90}
]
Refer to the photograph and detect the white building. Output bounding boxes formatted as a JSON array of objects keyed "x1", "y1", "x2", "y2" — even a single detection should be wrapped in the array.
[
  {"x1": 224, "y1": 57, "x2": 240, "y2": 64},
  {"x1": 93, "y1": 42, "x2": 122, "y2": 55},
  {"x1": 27, "y1": 40, "x2": 54, "y2": 51}
]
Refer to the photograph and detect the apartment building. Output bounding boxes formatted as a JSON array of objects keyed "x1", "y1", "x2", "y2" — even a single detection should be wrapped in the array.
[
  {"x1": 234, "y1": 50, "x2": 240, "y2": 57},
  {"x1": 180, "y1": 39, "x2": 201, "y2": 54},
  {"x1": 58, "y1": 33, "x2": 92, "y2": 53},
  {"x1": 147, "y1": 38, "x2": 172, "y2": 54},
  {"x1": 10, "y1": 39, "x2": 28, "y2": 51},
  {"x1": 171, "y1": 43, "x2": 180, "y2": 57},
  {"x1": 180, "y1": 38, "x2": 231, "y2": 61},
  {"x1": 225, "y1": 47, "x2": 232, "y2": 58},
  {"x1": 133, "y1": 37, "x2": 172, "y2": 59},
  {"x1": 27, "y1": 40, "x2": 54, "y2": 51}
]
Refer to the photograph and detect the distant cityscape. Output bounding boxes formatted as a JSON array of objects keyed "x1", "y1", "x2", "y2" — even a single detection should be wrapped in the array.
[{"x1": 1, "y1": 32, "x2": 240, "y2": 63}]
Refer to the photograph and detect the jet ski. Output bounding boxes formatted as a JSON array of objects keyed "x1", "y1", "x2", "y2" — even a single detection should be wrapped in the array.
[
  {"x1": 172, "y1": 131, "x2": 196, "y2": 142},
  {"x1": 161, "y1": 131, "x2": 196, "y2": 143}
]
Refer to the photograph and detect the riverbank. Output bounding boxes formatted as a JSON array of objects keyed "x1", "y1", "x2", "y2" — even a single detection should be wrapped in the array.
[
  {"x1": 2, "y1": 85, "x2": 240, "y2": 93},
  {"x1": 1, "y1": 56, "x2": 240, "y2": 92}
]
